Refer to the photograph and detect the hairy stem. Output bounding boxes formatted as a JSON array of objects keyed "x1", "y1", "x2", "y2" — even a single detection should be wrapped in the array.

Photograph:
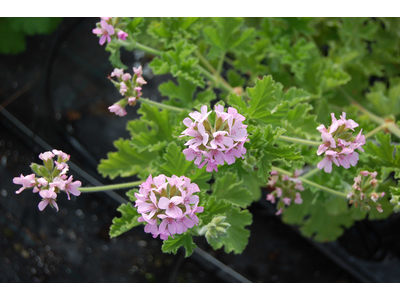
[
  {"x1": 278, "y1": 135, "x2": 321, "y2": 146},
  {"x1": 272, "y1": 166, "x2": 348, "y2": 198},
  {"x1": 79, "y1": 181, "x2": 143, "y2": 193},
  {"x1": 138, "y1": 97, "x2": 185, "y2": 112},
  {"x1": 365, "y1": 123, "x2": 389, "y2": 139},
  {"x1": 300, "y1": 167, "x2": 320, "y2": 179},
  {"x1": 338, "y1": 87, "x2": 400, "y2": 138}
]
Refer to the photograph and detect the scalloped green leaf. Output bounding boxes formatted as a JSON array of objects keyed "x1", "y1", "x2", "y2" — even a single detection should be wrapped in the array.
[
  {"x1": 209, "y1": 207, "x2": 252, "y2": 254},
  {"x1": 212, "y1": 171, "x2": 253, "y2": 207},
  {"x1": 203, "y1": 17, "x2": 256, "y2": 59},
  {"x1": 98, "y1": 139, "x2": 155, "y2": 179},
  {"x1": 110, "y1": 203, "x2": 143, "y2": 238},
  {"x1": 364, "y1": 132, "x2": 400, "y2": 168},
  {"x1": 162, "y1": 233, "x2": 197, "y2": 257},
  {"x1": 149, "y1": 40, "x2": 205, "y2": 88}
]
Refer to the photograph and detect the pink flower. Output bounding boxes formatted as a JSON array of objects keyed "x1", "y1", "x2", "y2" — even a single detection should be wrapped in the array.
[
  {"x1": 13, "y1": 174, "x2": 36, "y2": 194},
  {"x1": 111, "y1": 68, "x2": 124, "y2": 78},
  {"x1": 100, "y1": 17, "x2": 111, "y2": 21},
  {"x1": 128, "y1": 97, "x2": 136, "y2": 105},
  {"x1": 108, "y1": 103, "x2": 127, "y2": 117},
  {"x1": 52, "y1": 149, "x2": 70, "y2": 161},
  {"x1": 266, "y1": 194, "x2": 275, "y2": 204},
  {"x1": 275, "y1": 208, "x2": 283, "y2": 216},
  {"x1": 117, "y1": 30, "x2": 129, "y2": 40},
  {"x1": 121, "y1": 73, "x2": 132, "y2": 81},
  {"x1": 182, "y1": 105, "x2": 248, "y2": 172},
  {"x1": 119, "y1": 82, "x2": 128, "y2": 95},
  {"x1": 317, "y1": 150, "x2": 339, "y2": 173},
  {"x1": 158, "y1": 196, "x2": 183, "y2": 218},
  {"x1": 134, "y1": 174, "x2": 202, "y2": 240},
  {"x1": 39, "y1": 151, "x2": 54, "y2": 161},
  {"x1": 294, "y1": 193, "x2": 303, "y2": 204},
  {"x1": 64, "y1": 176, "x2": 81, "y2": 200},
  {"x1": 282, "y1": 197, "x2": 291, "y2": 205},
  {"x1": 38, "y1": 188, "x2": 58, "y2": 212},
  {"x1": 92, "y1": 20, "x2": 115, "y2": 45},
  {"x1": 136, "y1": 77, "x2": 147, "y2": 85},
  {"x1": 133, "y1": 66, "x2": 143, "y2": 76}
]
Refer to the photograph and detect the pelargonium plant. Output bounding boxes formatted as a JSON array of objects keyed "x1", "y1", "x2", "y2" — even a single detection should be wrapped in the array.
[{"x1": 13, "y1": 17, "x2": 400, "y2": 257}]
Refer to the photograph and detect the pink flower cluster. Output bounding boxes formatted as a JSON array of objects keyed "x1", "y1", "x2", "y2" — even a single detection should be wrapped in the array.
[
  {"x1": 266, "y1": 170, "x2": 304, "y2": 215},
  {"x1": 13, "y1": 150, "x2": 81, "y2": 212},
  {"x1": 92, "y1": 17, "x2": 129, "y2": 46},
  {"x1": 317, "y1": 112, "x2": 365, "y2": 173},
  {"x1": 108, "y1": 66, "x2": 147, "y2": 117},
  {"x1": 180, "y1": 105, "x2": 249, "y2": 172},
  {"x1": 347, "y1": 170, "x2": 385, "y2": 213},
  {"x1": 134, "y1": 174, "x2": 204, "y2": 240}
]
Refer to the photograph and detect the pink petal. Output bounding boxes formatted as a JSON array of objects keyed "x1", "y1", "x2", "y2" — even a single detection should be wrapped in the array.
[{"x1": 38, "y1": 199, "x2": 49, "y2": 211}]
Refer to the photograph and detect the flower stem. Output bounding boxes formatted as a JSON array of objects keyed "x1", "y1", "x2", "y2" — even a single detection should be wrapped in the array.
[
  {"x1": 365, "y1": 123, "x2": 389, "y2": 139},
  {"x1": 271, "y1": 166, "x2": 348, "y2": 198},
  {"x1": 137, "y1": 97, "x2": 185, "y2": 113},
  {"x1": 277, "y1": 135, "x2": 321, "y2": 146},
  {"x1": 300, "y1": 167, "x2": 320, "y2": 179},
  {"x1": 337, "y1": 87, "x2": 400, "y2": 138},
  {"x1": 78, "y1": 181, "x2": 142, "y2": 193},
  {"x1": 216, "y1": 52, "x2": 226, "y2": 82},
  {"x1": 131, "y1": 41, "x2": 164, "y2": 56}
]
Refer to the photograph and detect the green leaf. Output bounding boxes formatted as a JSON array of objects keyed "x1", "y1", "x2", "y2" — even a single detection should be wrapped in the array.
[
  {"x1": 159, "y1": 77, "x2": 216, "y2": 109},
  {"x1": 283, "y1": 190, "x2": 354, "y2": 242},
  {"x1": 320, "y1": 59, "x2": 351, "y2": 91},
  {"x1": 128, "y1": 103, "x2": 175, "y2": 152},
  {"x1": 365, "y1": 78, "x2": 400, "y2": 117},
  {"x1": 98, "y1": 139, "x2": 156, "y2": 179},
  {"x1": 247, "y1": 75, "x2": 279, "y2": 116},
  {"x1": 203, "y1": 17, "x2": 256, "y2": 59},
  {"x1": 209, "y1": 207, "x2": 252, "y2": 254},
  {"x1": 268, "y1": 37, "x2": 315, "y2": 81},
  {"x1": 109, "y1": 203, "x2": 142, "y2": 238},
  {"x1": 212, "y1": 171, "x2": 253, "y2": 207},
  {"x1": 159, "y1": 142, "x2": 193, "y2": 177},
  {"x1": 149, "y1": 40, "x2": 205, "y2": 88},
  {"x1": 364, "y1": 132, "x2": 400, "y2": 168},
  {"x1": 282, "y1": 103, "x2": 320, "y2": 140},
  {"x1": 106, "y1": 43, "x2": 127, "y2": 69},
  {"x1": 273, "y1": 83, "x2": 315, "y2": 107},
  {"x1": 162, "y1": 233, "x2": 197, "y2": 257},
  {"x1": 199, "y1": 194, "x2": 233, "y2": 225}
]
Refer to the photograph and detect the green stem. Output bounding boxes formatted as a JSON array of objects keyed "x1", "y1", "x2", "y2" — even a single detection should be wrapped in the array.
[
  {"x1": 78, "y1": 181, "x2": 142, "y2": 193},
  {"x1": 278, "y1": 135, "x2": 321, "y2": 146},
  {"x1": 131, "y1": 41, "x2": 163, "y2": 56},
  {"x1": 300, "y1": 167, "x2": 320, "y2": 179},
  {"x1": 216, "y1": 52, "x2": 226, "y2": 81},
  {"x1": 365, "y1": 123, "x2": 389, "y2": 139},
  {"x1": 138, "y1": 97, "x2": 185, "y2": 113},
  {"x1": 272, "y1": 166, "x2": 347, "y2": 198},
  {"x1": 194, "y1": 50, "x2": 217, "y2": 74}
]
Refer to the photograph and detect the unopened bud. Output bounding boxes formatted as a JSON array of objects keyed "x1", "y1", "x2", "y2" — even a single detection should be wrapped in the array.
[{"x1": 200, "y1": 215, "x2": 231, "y2": 244}]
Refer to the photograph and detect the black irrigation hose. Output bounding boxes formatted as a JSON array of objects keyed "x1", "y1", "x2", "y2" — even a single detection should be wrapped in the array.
[{"x1": 0, "y1": 107, "x2": 252, "y2": 283}]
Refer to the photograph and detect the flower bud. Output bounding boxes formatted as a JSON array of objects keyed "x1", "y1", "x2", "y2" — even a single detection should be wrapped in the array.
[{"x1": 201, "y1": 215, "x2": 231, "y2": 244}]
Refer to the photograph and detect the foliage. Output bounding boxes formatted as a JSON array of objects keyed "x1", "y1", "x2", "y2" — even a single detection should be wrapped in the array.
[{"x1": 98, "y1": 17, "x2": 400, "y2": 256}]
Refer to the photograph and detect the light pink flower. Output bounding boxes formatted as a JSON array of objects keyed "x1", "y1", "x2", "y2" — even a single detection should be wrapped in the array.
[
  {"x1": 52, "y1": 149, "x2": 70, "y2": 161},
  {"x1": 64, "y1": 176, "x2": 82, "y2": 200},
  {"x1": 13, "y1": 174, "x2": 36, "y2": 194},
  {"x1": 266, "y1": 194, "x2": 275, "y2": 204},
  {"x1": 119, "y1": 82, "x2": 128, "y2": 95},
  {"x1": 158, "y1": 196, "x2": 183, "y2": 218},
  {"x1": 117, "y1": 30, "x2": 129, "y2": 40},
  {"x1": 133, "y1": 66, "x2": 143, "y2": 76},
  {"x1": 282, "y1": 197, "x2": 291, "y2": 205},
  {"x1": 108, "y1": 103, "x2": 127, "y2": 117},
  {"x1": 294, "y1": 193, "x2": 303, "y2": 204},
  {"x1": 121, "y1": 73, "x2": 131, "y2": 81},
  {"x1": 136, "y1": 77, "x2": 147, "y2": 85},
  {"x1": 92, "y1": 20, "x2": 115, "y2": 45},
  {"x1": 111, "y1": 68, "x2": 124, "y2": 78},
  {"x1": 39, "y1": 151, "x2": 55, "y2": 161},
  {"x1": 317, "y1": 150, "x2": 339, "y2": 173},
  {"x1": 38, "y1": 188, "x2": 58, "y2": 212}
]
